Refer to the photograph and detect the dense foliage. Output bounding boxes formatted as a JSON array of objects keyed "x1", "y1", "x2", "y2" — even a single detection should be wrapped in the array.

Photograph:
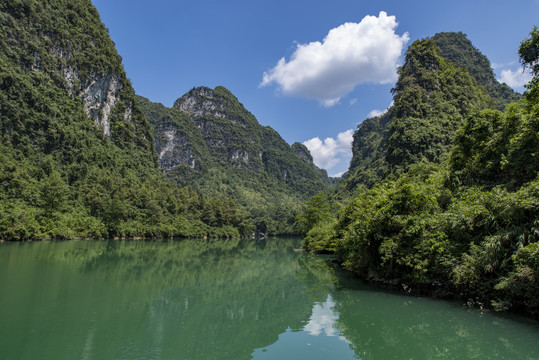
[
  {"x1": 139, "y1": 87, "x2": 330, "y2": 235},
  {"x1": 341, "y1": 33, "x2": 520, "y2": 192},
  {"x1": 0, "y1": 0, "x2": 254, "y2": 240},
  {"x1": 432, "y1": 32, "x2": 521, "y2": 110},
  {"x1": 299, "y1": 30, "x2": 539, "y2": 317}
]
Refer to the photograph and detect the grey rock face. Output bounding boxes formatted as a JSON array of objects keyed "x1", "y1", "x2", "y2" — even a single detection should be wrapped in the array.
[
  {"x1": 175, "y1": 87, "x2": 226, "y2": 119},
  {"x1": 78, "y1": 73, "x2": 121, "y2": 137},
  {"x1": 53, "y1": 46, "x2": 130, "y2": 138},
  {"x1": 155, "y1": 127, "x2": 197, "y2": 172}
]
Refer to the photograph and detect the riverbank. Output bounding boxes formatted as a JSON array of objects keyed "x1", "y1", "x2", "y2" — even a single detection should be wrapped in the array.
[{"x1": 319, "y1": 252, "x2": 539, "y2": 320}]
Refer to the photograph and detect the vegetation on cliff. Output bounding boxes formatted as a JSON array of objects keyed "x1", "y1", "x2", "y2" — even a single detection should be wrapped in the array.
[
  {"x1": 138, "y1": 86, "x2": 330, "y2": 235},
  {"x1": 0, "y1": 0, "x2": 253, "y2": 240},
  {"x1": 298, "y1": 30, "x2": 539, "y2": 317},
  {"x1": 341, "y1": 33, "x2": 504, "y2": 191}
]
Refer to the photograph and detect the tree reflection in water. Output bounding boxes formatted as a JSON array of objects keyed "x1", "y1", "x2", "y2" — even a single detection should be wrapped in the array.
[{"x1": 0, "y1": 238, "x2": 537, "y2": 360}]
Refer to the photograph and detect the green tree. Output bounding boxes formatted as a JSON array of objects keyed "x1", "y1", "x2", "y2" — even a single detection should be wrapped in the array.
[
  {"x1": 295, "y1": 192, "x2": 332, "y2": 237},
  {"x1": 519, "y1": 26, "x2": 539, "y2": 77}
]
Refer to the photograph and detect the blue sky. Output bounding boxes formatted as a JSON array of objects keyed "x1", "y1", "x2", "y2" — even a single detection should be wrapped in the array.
[{"x1": 91, "y1": 0, "x2": 538, "y2": 177}]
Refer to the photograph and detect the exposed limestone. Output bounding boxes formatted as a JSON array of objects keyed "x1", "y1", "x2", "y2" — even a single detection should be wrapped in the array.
[
  {"x1": 159, "y1": 130, "x2": 177, "y2": 161},
  {"x1": 52, "y1": 45, "x2": 129, "y2": 138},
  {"x1": 78, "y1": 73, "x2": 121, "y2": 137},
  {"x1": 124, "y1": 105, "x2": 132, "y2": 123},
  {"x1": 175, "y1": 87, "x2": 226, "y2": 118},
  {"x1": 155, "y1": 127, "x2": 196, "y2": 172},
  {"x1": 231, "y1": 149, "x2": 249, "y2": 164},
  {"x1": 173, "y1": 87, "x2": 248, "y2": 128}
]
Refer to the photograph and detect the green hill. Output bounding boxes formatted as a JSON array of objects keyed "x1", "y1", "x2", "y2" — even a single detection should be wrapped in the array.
[
  {"x1": 138, "y1": 87, "x2": 330, "y2": 234},
  {"x1": 298, "y1": 29, "x2": 539, "y2": 318},
  {"x1": 0, "y1": 0, "x2": 254, "y2": 239},
  {"x1": 432, "y1": 32, "x2": 521, "y2": 109},
  {"x1": 341, "y1": 32, "x2": 520, "y2": 191}
]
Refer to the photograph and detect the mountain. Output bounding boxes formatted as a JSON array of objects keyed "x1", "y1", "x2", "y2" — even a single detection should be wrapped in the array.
[
  {"x1": 341, "y1": 32, "x2": 520, "y2": 191},
  {"x1": 0, "y1": 0, "x2": 253, "y2": 239},
  {"x1": 298, "y1": 28, "x2": 539, "y2": 317},
  {"x1": 431, "y1": 32, "x2": 521, "y2": 109},
  {"x1": 138, "y1": 87, "x2": 330, "y2": 234},
  {"x1": 0, "y1": 0, "x2": 155, "y2": 158}
]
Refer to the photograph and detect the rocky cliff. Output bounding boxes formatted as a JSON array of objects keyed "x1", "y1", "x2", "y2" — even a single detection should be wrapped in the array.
[
  {"x1": 340, "y1": 32, "x2": 521, "y2": 191},
  {"x1": 0, "y1": 0, "x2": 154, "y2": 158},
  {"x1": 141, "y1": 86, "x2": 328, "y2": 184},
  {"x1": 171, "y1": 87, "x2": 265, "y2": 171},
  {"x1": 1, "y1": 0, "x2": 255, "y2": 240},
  {"x1": 138, "y1": 87, "x2": 330, "y2": 233}
]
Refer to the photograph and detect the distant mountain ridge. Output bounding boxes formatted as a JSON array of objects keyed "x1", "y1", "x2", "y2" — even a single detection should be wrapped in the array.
[
  {"x1": 0, "y1": 0, "x2": 259, "y2": 239},
  {"x1": 138, "y1": 87, "x2": 330, "y2": 233},
  {"x1": 341, "y1": 32, "x2": 521, "y2": 191}
]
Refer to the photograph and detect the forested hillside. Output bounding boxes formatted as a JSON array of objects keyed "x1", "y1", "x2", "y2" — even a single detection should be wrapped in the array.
[
  {"x1": 298, "y1": 30, "x2": 539, "y2": 317},
  {"x1": 138, "y1": 87, "x2": 330, "y2": 234},
  {"x1": 341, "y1": 33, "x2": 521, "y2": 191},
  {"x1": 431, "y1": 32, "x2": 521, "y2": 110},
  {"x1": 0, "y1": 0, "x2": 254, "y2": 239}
]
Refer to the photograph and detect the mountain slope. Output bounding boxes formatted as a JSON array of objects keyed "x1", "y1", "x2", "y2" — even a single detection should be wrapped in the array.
[
  {"x1": 432, "y1": 32, "x2": 521, "y2": 109},
  {"x1": 0, "y1": 0, "x2": 252, "y2": 239},
  {"x1": 298, "y1": 28, "x2": 539, "y2": 317},
  {"x1": 139, "y1": 86, "x2": 330, "y2": 234},
  {"x1": 0, "y1": 0, "x2": 155, "y2": 160},
  {"x1": 342, "y1": 32, "x2": 520, "y2": 191}
]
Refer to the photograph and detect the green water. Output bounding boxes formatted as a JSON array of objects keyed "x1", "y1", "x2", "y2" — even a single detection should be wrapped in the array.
[{"x1": 0, "y1": 238, "x2": 537, "y2": 360}]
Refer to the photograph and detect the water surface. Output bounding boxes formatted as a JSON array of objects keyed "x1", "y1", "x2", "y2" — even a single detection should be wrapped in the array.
[{"x1": 0, "y1": 238, "x2": 537, "y2": 359}]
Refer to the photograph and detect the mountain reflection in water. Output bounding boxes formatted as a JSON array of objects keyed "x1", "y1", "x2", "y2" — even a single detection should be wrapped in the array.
[{"x1": 0, "y1": 238, "x2": 537, "y2": 360}]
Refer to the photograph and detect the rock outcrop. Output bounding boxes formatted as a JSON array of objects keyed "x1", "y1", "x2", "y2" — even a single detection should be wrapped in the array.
[
  {"x1": 53, "y1": 47, "x2": 126, "y2": 137},
  {"x1": 292, "y1": 142, "x2": 313, "y2": 164},
  {"x1": 138, "y1": 86, "x2": 330, "y2": 218}
]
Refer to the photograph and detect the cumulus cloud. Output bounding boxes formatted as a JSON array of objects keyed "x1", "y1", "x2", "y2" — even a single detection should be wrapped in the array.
[
  {"x1": 303, "y1": 129, "x2": 354, "y2": 170},
  {"x1": 498, "y1": 68, "x2": 532, "y2": 90},
  {"x1": 367, "y1": 100, "x2": 393, "y2": 118},
  {"x1": 492, "y1": 61, "x2": 516, "y2": 70},
  {"x1": 367, "y1": 109, "x2": 385, "y2": 118},
  {"x1": 260, "y1": 11, "x2": 409, "y2": 106}
]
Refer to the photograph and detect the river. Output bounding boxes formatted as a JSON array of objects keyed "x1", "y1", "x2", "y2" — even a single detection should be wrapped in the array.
[{"x1": 0, "y1": 237, "x2": 537, "y2": 359}]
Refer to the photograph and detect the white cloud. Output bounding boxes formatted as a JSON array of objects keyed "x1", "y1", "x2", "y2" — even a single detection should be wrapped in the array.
[
  {"x1": 304, "y1": 301, "x2": 338, "y2": 337},
  {"x1": 491, "y1": 61, "x2": 516, "y2": 70},
  {"x1": 367, "y1": 109, "x2": 384, "y2": 118},
  {"x1": 331, "y1": 171, "x2": 346, "y2": 178},
  {"x1": 260, "y1": 11, "x2": 409, "y2": 106},
  {"x1": 498, "y1": 68, "x2": 532, "y2": 90},
  {"x1": 367, "y1": 100, "x2": 393, "y2": 118},
  {"x1": 303, "y1": 129, "x2": 354, "y2": 170}
]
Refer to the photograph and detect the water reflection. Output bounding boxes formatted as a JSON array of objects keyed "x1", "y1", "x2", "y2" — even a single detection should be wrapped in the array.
[
  {"x1": 304, "y1": 296, "x2": 342, "y2": 338},
  {"x1": 330, "y1": 271, "x2": 539, "y2": 360},
  {"x1": 252, "y1": 260, "x2": 539, "y2": 360},
  {"x1": 0, "y1": 239, "x2": 537, "y2": 360},
  {"x1": 252, "y1": 295, "x2": 355, "y2": 360},
  {"x1": 0, "y1": 238, "x2": 335, "y2": 360}
]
